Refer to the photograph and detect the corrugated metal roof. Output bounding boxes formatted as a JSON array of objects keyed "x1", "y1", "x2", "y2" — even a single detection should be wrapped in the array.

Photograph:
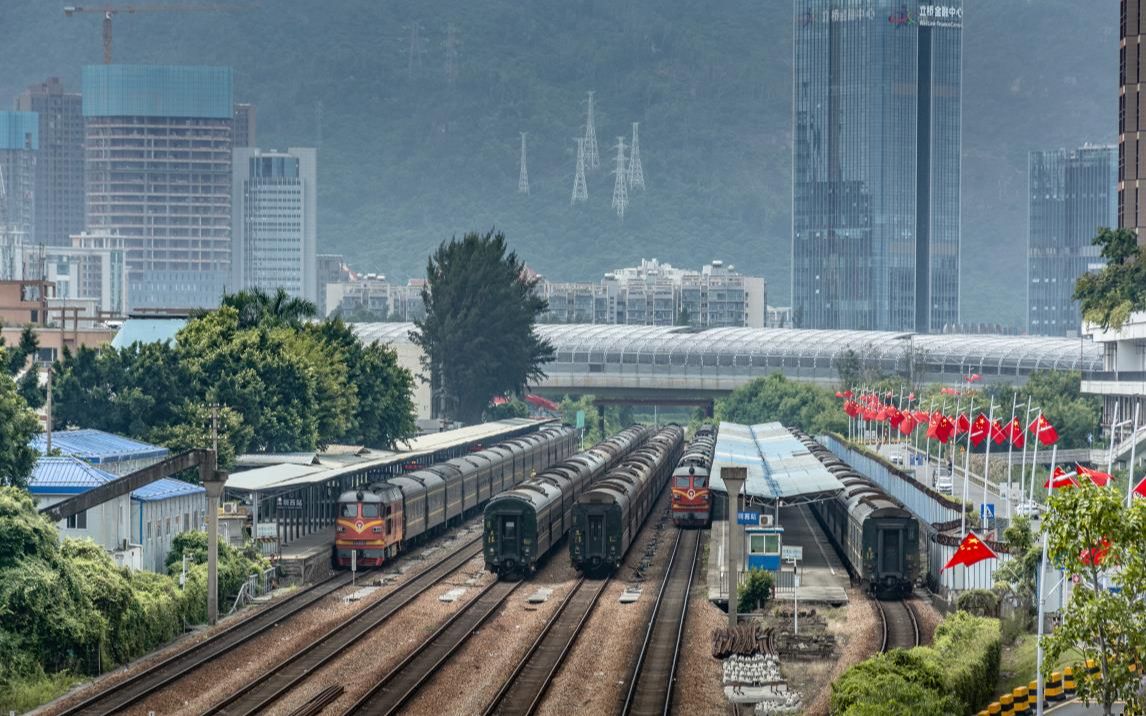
[
  {"x1": 110, "y1": 317, "x2": 188, "y2": 348},
  {"x1": 225, "y1": 463, "x2": 328, "y2": 491},
  {"x1": 29, "y1": 457, "x2": 117, "y2": 494},
  {"x1": 32, "y1": 429, "x2": 170, "y2": 464},
  {"x1": 235, "y1": 453, "x2": 319, "y2": 467},
  {"x1": 711, "y1": 422, "x2": 844, "y2": 503},
  {"x1": 131, "y1": 477, "x2": 206, "y2": 502}
]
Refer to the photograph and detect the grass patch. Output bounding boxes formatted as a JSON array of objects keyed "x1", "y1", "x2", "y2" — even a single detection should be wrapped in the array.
[
  {"x1": 0, "y1": 671, "x2": 86, "y2": 714},
  {"x1": 997, "y1": 633, "x2": 1083, "y2": 694}
]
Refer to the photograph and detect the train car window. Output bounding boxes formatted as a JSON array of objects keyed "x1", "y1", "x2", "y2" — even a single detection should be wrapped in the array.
[
  {"x1": 386, "y1": 518, "x2": 393, "y2": 533},
  {"x1": 362, "y1": 503, "x2": 381, "y2": 518},
  {"x1": 340, "y1": 503, "x2": 358, "y2": 518},
  {"x1": 501, "y1": 518, "x2": 517, "y2": 540}
]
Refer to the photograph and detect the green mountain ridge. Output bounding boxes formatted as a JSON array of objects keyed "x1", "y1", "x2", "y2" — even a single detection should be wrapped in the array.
[{"x1": 1, "y1": 0, "x2": 1117, "y2": 329}]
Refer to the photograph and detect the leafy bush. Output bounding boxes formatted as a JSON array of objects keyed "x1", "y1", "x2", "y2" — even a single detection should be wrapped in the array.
[
  {"x1": 956, "y1": 589, "x2": 1000, "y2": 618},
  {"x1": 831, "y1": 611, "x2": 1001, "y2": 715},
  {"x1": 737, "y1": 569, "x2": 774, "y2": 613}
]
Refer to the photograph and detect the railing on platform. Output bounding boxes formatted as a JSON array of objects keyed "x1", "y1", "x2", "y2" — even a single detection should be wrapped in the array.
[{"x1": 228, "y1": 567, "x2": 277, "y2": 615}]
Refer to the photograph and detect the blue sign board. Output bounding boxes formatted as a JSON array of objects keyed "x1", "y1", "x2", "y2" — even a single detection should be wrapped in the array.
[
  {"x1": 737, "y1": 511, "x2": 761, "y2": 525},
  {"x1": 980, "y1": 503, "x2": 995, "y2": 522}
]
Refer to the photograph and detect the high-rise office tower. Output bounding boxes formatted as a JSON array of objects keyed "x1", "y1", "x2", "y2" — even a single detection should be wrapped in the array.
[
  {"x1": 0, "y1": 112, "x2": 39, "y2": 279},
  {"x1": 1121, "y1": 0, "x2": 1146, "y2": 241},
  {"x1": 233, "y1": 103, "x2": 256, "y2": 148},
  {"x1": 232, "y1": 147, "x2": 317, "y2": 302},
  {"x1": 83, "y1": 65, "x2": 233, "y2": 310},
  {"x1": 792, "y1": 1, "x2": 962, "y2": 331},
  {"x1": 15, "y1": 78, "x2": 85, "y2": 248},
  {"x1": 1028, "y1": 146, "x2": 1116, "y2": 336}
]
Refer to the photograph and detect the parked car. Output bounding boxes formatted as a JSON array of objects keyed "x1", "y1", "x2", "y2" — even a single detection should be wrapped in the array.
[
  {"x1": 935, "y1": 476, "x2": 954, "y2": 495},
  {"x1": 890, "y1": 453, "x2": 904, "y2": 466},
  {"x1": 1015, "y1": 500, "x2": 1042, "y2": 519}
]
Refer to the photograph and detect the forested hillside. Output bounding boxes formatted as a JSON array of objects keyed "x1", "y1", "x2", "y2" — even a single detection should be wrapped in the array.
[{"x1": 0, "y1": 0, "x2": 1117, "y2": 327}]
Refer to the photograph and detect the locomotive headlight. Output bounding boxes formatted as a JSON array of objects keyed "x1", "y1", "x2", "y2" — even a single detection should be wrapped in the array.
[
  {"x1": 372, "y1": 526, "x2": 383, "y2": 533},
  {"x1": 336, "y1": 526, "x2": 345, "y2": 533}
]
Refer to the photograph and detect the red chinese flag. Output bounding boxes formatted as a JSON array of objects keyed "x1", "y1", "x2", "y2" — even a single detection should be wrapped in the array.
[
  {"x1": 913, "y1": 410, "x2": 929, "y2": 422},
  {"x1": 1075, "y1": 464, "x2": 1113, "y2": 487},
  {"x1": 956, "y1": 413, "x2": 971, "y2": 435},
  {"x1": 1006, "y1": 417, "x2": 1026, "y2": 449},
  {"x1": 835, "y1": 391, "x2": 843, "y2": 399},
  {"x1": 935, "y1": 416, "x2": 954, "y2": 444},
  {"x1": 864, "y1": 407, "x2": 878, "y2": 421},
  {"x1": 843, "y1": 390, "x2": 854, "y2": 399},
  {"x1": 888, "y1": 408, "x2": 904, "y2": 427},
  {"x1": 1028, "y1": 415, "x2": 1059, "y2": 446},
  {"x1": 1044, "y1": 466, "x2": 1079, "y2": 490},
  {"x1": 1134, "y1": 476, "x2": 1146, "y2": 499},
  {"x1": 990, "y1": 419, "x2": 1007, "y2": 445},
  {"x1": 1080, "y1": 538, "x2": 1111, "y2": 567},
  {"x1": 898, "y1": 414, "x2": 917, "y2": 435},
  {"x1": 843, "y1": 400, "x2": 859, "y2": 417},
  {"x1": 908, "y1": 392, "x2": 916, "y2": 401},
  {"x1": 941, "y1": 532, "x2": 998, "y2": 570},
  {"x1": 970, "y1": 413, "x2": 990, "y2": 447},
  {"x1": 875, "y1": 407, "x2": 888, "y2": 422}
]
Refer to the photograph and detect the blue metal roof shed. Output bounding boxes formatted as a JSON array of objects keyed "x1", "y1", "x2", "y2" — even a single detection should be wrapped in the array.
[
  {"x1": 29, "y1": 457, "x2": 117, "y2": 495},
  {"x1": 32, "y1": 429, "x2": 170, "y2": 465},
  {"x1": 110, "y1": 317, "x2": 188, "y2": 348},
  {"x1": 131, "y1": 477, "x2": 205, "y2": 502}
]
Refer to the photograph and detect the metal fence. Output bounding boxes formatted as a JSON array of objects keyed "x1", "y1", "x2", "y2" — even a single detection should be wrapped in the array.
[{"x1": 228, "y1": 567, "x2": 277, "y2": 615}]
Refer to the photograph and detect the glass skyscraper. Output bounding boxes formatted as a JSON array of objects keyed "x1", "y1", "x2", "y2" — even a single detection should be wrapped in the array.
[
  {"x1": 792, "y1": 1, "x2": 962, "y2": 332},
  {"x1": 1028, "y1": 146, "x2": 1116, "y2": 336}
]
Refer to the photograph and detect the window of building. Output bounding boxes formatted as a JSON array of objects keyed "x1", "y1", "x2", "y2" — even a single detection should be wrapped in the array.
[
  {"x1": 67, "y1": 510, "x2": 87, "y2": 529},
  {"x1": 166, "y1": 517, "x2": 171, "y2": 535}
]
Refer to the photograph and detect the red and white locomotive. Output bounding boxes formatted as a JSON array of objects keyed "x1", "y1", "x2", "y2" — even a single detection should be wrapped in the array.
[{"x1": 670, "y1": 424, "x2": 717, "y2": 528}]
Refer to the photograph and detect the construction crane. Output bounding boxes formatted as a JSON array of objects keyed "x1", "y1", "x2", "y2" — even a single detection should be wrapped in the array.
[{"x1": 64, "y1": 4, "x2": 239, "y2": 64}]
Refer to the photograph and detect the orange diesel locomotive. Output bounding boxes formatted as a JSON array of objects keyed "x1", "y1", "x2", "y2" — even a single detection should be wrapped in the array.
[{"x1": 670, "y1": 424, "x2": 717, "y2": 528}]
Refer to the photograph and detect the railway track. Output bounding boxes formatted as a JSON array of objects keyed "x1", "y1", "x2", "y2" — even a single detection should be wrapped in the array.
[
  {"x1": 341, "y1": 579, "x2": 521, "y2": 715},
  {"x1": 54, "y1": 568, "x2": 369, "y2": 716},
  {"x1": 621, "y1": 527, "x2": 702, "y2": 716},
  {"x1": 875, "y1": 598, "x2": 920, "y2": 652},
  {"x1": 483, "y1": 576, "x2": 611, "y2": 715},
  {"x1": 200, "y1": 535, "x2": 484, "y2": 716}
]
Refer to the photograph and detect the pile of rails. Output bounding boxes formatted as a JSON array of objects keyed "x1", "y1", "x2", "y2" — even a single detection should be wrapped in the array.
[{"x1": 711, "y1": 623, "x2": 770, "y2": 658}]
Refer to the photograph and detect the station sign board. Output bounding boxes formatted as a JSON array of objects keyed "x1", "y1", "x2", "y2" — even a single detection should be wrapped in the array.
[{"x1": 736, "y1": 510, "x2": 761, "y2": 525}]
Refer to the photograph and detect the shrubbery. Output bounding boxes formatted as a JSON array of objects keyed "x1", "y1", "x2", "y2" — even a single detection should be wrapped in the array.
[
  {"x1": 831, "y1": 611, "x2": 1001, "y2": 715},
  {"x1": 0, "y1": 487, "x2": 268, "y2": 712},
  {"x1": 737, "y1": 569, "x2": 775, "y2": 613}
]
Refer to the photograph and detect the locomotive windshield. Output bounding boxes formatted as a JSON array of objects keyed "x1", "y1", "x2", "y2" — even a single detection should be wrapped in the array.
[
  {"x1": 340, "y1": 503, "x2": 358, "y2": 518},
  {"x1": 693, "y1": 476, "x2": 706, "y2": 487},
  {"x1": 362, "y1": 503, "x2": 381, "y2": 518},
  {"x1": 674, "y1": 476, "x2": 690, "y2": 488}
]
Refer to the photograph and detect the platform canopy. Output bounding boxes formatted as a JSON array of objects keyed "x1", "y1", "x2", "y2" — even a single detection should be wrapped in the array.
[{"x1": 711, "y1": 422, "x2": 844, "y2": 506}]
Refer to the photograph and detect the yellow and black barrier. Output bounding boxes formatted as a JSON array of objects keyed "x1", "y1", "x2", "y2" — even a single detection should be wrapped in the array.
[
  {"x1": 999, "y1": 693, "x2": 1014, "y2": 713},
  {"x1": 1063, "y1": 665, "x2": 1076, "y2": 695},
  {"x1": 980, "y1": 660, "x2": 1140, "y2": 713},
  {"x1": 1011, "y1": 685, "x2": 1029, "y2": 713}
]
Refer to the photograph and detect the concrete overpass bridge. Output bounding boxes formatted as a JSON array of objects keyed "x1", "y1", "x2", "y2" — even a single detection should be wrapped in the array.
[{"x1": 350, "y1": 323, "x2": 1101, "y2": 411}]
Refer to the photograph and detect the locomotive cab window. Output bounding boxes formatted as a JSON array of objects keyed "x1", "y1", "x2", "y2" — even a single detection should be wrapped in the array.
[
  {"x1": 340, "y1": 503, "x2": 358, "y2": 518},
  {"x1": 693, "y1": 476, "x2": 706, "y2": 487},
  {"x1": 674, "y1": 476, "x2": 690, "y2": 488},
  {"x1": 362, "y1": 503, "x2": 381, "y2": 518}
]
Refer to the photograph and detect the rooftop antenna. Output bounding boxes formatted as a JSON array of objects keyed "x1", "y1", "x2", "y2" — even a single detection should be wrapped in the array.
[
  {"x1": 628, "y1": 122, "x2": 645, "y2": 191},
  {"x1": 583, "y1": 91, "x2": 600, "y2": 170},
  {"x1": 518, "y1": 132, "x2": 529, "y2": 195},
  {"x1": 611, "y1": 136, "x2": 628, "y2": 220},
  {"x1": 571, "y1": 137, "x2": 588, "y2": 205}
]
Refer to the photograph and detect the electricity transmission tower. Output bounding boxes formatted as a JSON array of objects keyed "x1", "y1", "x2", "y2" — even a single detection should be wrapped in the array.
[
  {"x1": 445, "y1": 23, "x2": 460, "y2": 85},
  {"x1": 628, "y1": 122, "x2": 645, "y2": 190},
  {"x1": 518, "y1": 132, "x2": 530, "y2": 195},
  {"x1": 583, "y1": 91, "x2": 600, "y2": 170},
  {"x1": 611, "y1": 137, "x2": 628, "y2": 220},
  {"x1": 571, "y1": 137, "x2": 589, "y2": 205}
]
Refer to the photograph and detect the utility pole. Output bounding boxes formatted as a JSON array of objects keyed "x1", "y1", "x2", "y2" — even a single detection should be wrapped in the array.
[
  {"x1": 518, "y1": 132, "x2": 529, "y2": 195},
  {"x1": 611, "y1": 136, "x2": 628, "y2": 220},
  {"x1": 44, "y1": 362, "x2": 53, "y2": 453},
  {"x1": 571, "y1": 137, "x2": 588, "y2": 205},
  {"x1": 628, "y1": 122, "x2": 645, "y2": 190},
  {"x1": 583, "y1": 91, "x2": 600, "y2": 170}
]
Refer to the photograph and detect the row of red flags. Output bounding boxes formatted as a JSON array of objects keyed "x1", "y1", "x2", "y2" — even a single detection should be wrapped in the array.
[{"x1": 838, "y1": 392, "x2": 1059, "y2": 447}]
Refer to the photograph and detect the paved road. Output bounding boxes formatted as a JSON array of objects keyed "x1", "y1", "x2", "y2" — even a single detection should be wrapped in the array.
[{"x1": 1046, "y1": 699, "x2": 1127, "y2": 714}]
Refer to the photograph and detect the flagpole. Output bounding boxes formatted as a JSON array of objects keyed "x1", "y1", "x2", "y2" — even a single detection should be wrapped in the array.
[
  {"x1": 1019, "y1": 396, "x2": 1033, "y2": 512},
  {"x1": 1035, "y1": 444, "x2": 1058, "y2": 716},
  {"x1": 1106, "y1": 401, "x2": 1120, "y2": 477},
  {"x1": 1028, "y1": 409, "x2": 1043, "y2": 505},
  {"x1": 1006, "y1": 392, "x2": 1018, "y2": 520},
  {"x1": 982, "y1": 400, "x2": 996, "y2": 534},
  {"x1": 925, "y1": 399, "x2": 935, "y2": 483},
  {"x1": 960, "y1": 395, "x2": 976, "y2": 536},
  {"x1": 1127, "y1": 402, "x2": 1141, "y2": 506}
]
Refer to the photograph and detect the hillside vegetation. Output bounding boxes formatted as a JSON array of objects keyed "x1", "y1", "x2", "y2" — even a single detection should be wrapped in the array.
[{"x1": 0, "y1": 1, "x2": 1116, "y2": 327}]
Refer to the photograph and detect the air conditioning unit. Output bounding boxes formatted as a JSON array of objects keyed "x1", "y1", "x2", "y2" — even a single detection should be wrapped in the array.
[
  {"x1": 222, "y1": 502, "x2": 238, "y2": 515},
  {"x1": 758, "y1": 514, "x2": 773, "y2": 527}
]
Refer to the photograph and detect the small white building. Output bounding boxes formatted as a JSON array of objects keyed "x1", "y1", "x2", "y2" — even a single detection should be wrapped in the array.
[
  {"x1": 29, "y1": 457, "x2": 139, "y2": 569},
  {"x1": 131, "y1": 478, "x2": 207, "y2": 573}
]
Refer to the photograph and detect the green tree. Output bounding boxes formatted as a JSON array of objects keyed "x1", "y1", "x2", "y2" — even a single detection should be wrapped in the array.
[
  {"x1": 1042, "y1": 482, "x2": 1146, "y2": 716},
  {"x1": 716, "y1": 373, "x2": 847, "y2": 435},
  {"x1": 674, "y1": 305, "x2": 692, "y2": 327},
  {"x1": 486, "y1": 397, "x2": 530, "y2": 420},
  {"x1": 834, "y1": 348, "x2": 863, "y2": 390},
  {"x1": 992, "y1": 515, "x2": 1040, "y2": 627},
  {"x1": 2, "y1": 326, "x2": 39, "y2": 376},
  {"x1": 221, "y1": 287, "x2": 318, "y2": 329},
  {"x1": 1074, "y1": 227, "x2": 1146, "y2": 330},
  {"x1": 737, "y1": 569, "x2": 774, "y2": 613},
  {"x1": 0, "y1": 374, "x2": 39, "y2": 489},
  {"x1": 412, "y1": 230, "x2": 554, "y2": 424},
  {"x1": 1012, "y1": 371, "x2": 1102, "y2": 449}
]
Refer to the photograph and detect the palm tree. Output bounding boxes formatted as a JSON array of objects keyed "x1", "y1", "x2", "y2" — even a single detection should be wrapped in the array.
[{"x1": 222, "y1": 288, "x2": 317, "y2": 329}]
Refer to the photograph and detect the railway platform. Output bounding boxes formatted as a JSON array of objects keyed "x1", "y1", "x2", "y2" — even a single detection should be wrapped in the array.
[
  {"x1": 706, "y1": 504, "x2": 849, "y2": 608},
  {"x1": 275, "y1": 530, "x2": 334, "y2": 585}
]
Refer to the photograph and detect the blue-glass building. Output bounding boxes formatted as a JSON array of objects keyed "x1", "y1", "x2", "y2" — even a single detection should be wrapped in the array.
[
  {"x1": 1028, "y1": 145, "x2": 1116, "y2": 336},
  {"x1": 0, "y1": 111, "x2": 40, "y2": 269},
  {"x1": 82, "y1": 65, "x2": 233, "y2": 310},
  {"x1": 792, "y1": 1, "x2": 962, "y2": 332}
]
